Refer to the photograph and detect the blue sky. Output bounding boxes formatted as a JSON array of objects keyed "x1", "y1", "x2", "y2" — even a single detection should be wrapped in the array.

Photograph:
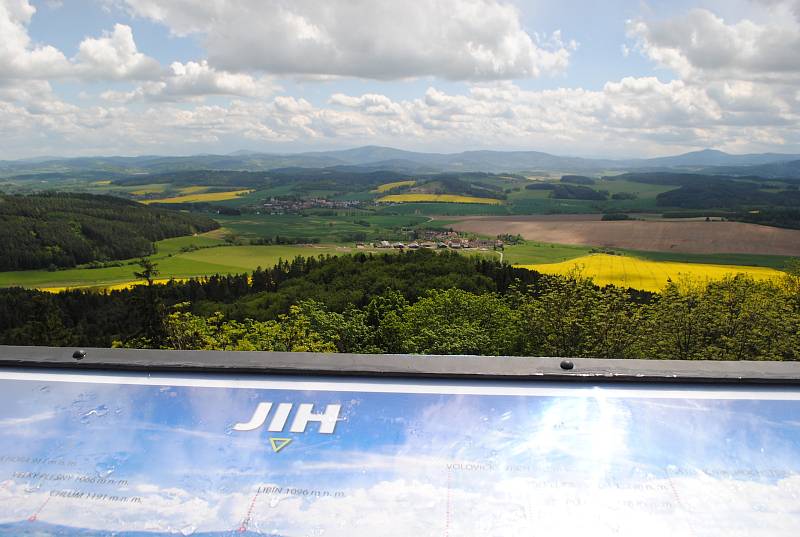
[
  {"x1": 1, "y1": 0, "x2": 800, "y2": 158},
  {"x1": 2, "y1": 374, "x2": 800, "y2": 534}
]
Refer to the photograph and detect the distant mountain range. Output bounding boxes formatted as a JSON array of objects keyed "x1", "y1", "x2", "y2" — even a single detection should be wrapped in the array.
[
  {"x1": 626, "y1": 148, "x2": 800, "y2": 168},
  {"x1": 2, "y1": 146, "x2": 799, "y2": 177}
]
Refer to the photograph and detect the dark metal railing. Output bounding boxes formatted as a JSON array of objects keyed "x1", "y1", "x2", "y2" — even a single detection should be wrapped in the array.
[{"x1": 1, "y1": 345, "x2": 799, "y2": 385}]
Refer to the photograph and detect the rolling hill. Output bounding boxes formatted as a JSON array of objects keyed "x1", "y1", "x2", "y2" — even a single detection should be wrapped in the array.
[{"x1": 0, "y1": 193, "x2": 219, "y2": 271}]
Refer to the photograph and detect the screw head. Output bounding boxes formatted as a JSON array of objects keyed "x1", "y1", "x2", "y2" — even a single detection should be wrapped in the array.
[
  {"x1": 560, "y1": 360, "x2": 574, "y2": 370},
  {"x1": 72, "y1": 349, "x2": 86, "y2": 360}
]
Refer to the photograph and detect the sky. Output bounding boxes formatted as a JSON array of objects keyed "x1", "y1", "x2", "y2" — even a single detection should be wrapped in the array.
[
  {"x1": 1, "y1": 0, "x2": 800, "y2": 159},
  {"x1": 1, "y1": 372, "x2": 800, "y2": 534}
]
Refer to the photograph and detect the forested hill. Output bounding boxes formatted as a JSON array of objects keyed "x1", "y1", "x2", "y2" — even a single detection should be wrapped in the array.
[{"x1": 0, "y1": 193, "x2": 219, "y2": 271}]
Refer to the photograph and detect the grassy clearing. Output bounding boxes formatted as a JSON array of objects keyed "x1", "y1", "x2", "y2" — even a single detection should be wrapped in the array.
[
  {"x1": 0, "y1": 241, "x2": 360, "y2": 290},
  {"x1": 213, "y1": 213, "x2": 429, "y2": 242},
  {"x1": 177, "y1": 244, "x2": 358, "y2": 270},
  {"x1": 508, "y1": 197, "x2": 599, "y2": 214},
  {"x1": 373, "y1": 180, "x2": 416, "y2": 193},
  {"x1": 502, "y1": 242, "x2": 594, "y2": 264},
  {"x1": 0, "y1": 257, "x2": 233, "y2": 289},
  {"x1": 378, "y1": 194, "x2": 504, "y2": 204},
  {"x1": 144, "y1": 189, "x2": 254, "y2": 204},
  {"x1": 629, "y1": 250, "x2": 796, "y2": 270},
  {"x1": 154, "y1": 234, "x2": 228, "y2": 255},
  {"x1": 517, "y1": 253, "x2": 784, "y2": 292},
  {"x1": 596, "y1": 178, "x2": 674, "y2": 197},
  {"x1": 499, "y1": 177, "x2": 676, "y2": 214}
]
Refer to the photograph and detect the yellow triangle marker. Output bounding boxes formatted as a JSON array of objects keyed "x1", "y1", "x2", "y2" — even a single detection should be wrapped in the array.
[{"x1": 269, "y1": 437, "x2": 292, "y2": 453}]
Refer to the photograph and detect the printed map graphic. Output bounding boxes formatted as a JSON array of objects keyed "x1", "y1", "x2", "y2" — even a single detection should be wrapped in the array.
[{"x1": 0, "y1": 372, "x2": 799, "y2": 536}]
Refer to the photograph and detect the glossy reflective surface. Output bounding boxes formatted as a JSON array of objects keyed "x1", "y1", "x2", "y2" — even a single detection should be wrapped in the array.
[{"x1": 1, "y1": 370, "x2": 799, "y2": 536}]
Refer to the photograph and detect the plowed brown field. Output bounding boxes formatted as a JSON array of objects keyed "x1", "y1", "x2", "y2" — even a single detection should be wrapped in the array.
[{"x1": 450, "y1": 216, "x2": 800, "y2": 255}]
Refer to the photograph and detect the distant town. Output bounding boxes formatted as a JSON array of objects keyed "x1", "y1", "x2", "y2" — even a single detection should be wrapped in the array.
[
  {"x1": 261, "y1": 197, "x2": 362, "y2": 214},
  {"x1": 367, "y1": 231, "x2": 503, "y2": 251}
]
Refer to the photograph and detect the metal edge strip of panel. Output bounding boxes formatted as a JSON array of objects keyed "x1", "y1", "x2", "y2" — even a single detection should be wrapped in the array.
[{"x1": 1, "y1": 345, "x2": 800, "y2": 385}]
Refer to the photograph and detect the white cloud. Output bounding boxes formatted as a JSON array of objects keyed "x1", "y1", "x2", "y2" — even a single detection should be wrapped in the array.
[
  {"x1": 3, "y1": 73, "x2": 800, "y2": 159},
  {"x1": 0, "y1": 410, "x2": 55, "y2": 426},
  {"x1": 0, "y1": 1, "x2": 160, "y2": 82},
  {"x1": 627, "y1": 8, "x2": 800, "y2": 83},
  {"x1": 75, "y1": 23, "x2": 161, "y2": 81},
  {"x1": 755, "y1": 0, "x2": 800, "y2": 21},
  {"x1": 329, "y1": 93, "x2": 405, "y2": 116},
  {"x1": 619, "y1": 3, "x2": 800, "y2": 154},
  {"x1": 118, "y1": 0, "x2": 576, "y2": 81},
  {"x1": 2, "y1": 453, "x2": 800, "y2": 534},
  {"x1": 0, "y1": 0, "x2": 71, "y2": 80},
  {"x1": 2, "y1": 0, "x2": 800, "y2": 157},
  {"x1": 101, "y1": 61, "x2": 276, "y2": 102}
]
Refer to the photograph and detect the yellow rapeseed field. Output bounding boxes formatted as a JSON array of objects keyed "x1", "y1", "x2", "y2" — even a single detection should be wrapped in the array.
[
  {"x1": 373, "y1": 180, "x2": 417, "y2": 193},
  {"x1": 177, "y1": 185, "x2": 210, "y2": 194},
  {"x1": 516, "y1": 253, "x2": 783, "y2": 292},
  {"x1": 143, "y1": 189, "x2": 254, "y2": 204},
  {"x1": 38, "y1": 278, "x2": 186, "y2": 293},
  {"x1": 378, "y1": 194, "x2": 503, "y2": 204}
]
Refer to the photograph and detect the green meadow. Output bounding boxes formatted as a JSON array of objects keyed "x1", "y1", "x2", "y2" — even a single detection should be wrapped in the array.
[
  {"x1": 0, "y1": 234, "x2": 360, "y2": 290},
  {"x1": 2, "y1": 233, "x2": 792, "y2": 290},
  {"x1": 214, "y1": 212, "x2": 430, "y2": 241}
]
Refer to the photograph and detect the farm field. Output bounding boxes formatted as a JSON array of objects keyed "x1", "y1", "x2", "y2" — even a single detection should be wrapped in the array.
[
  {"x1": 628, "y1": 250, "x2": 794, "y2": 270},
  {"x1": 2, "y1": 229, "x2": 792, "y2": 292},
  {"x1": 517, "y1": 254, "x2": 785, "y2": 292},
  {"x1": 501, "y1": 242, "x2": 594, "y2": 264},
  {"x1": 378, "y1": 194, "x2": 504, "y2": 204},
  {"x1": 39, "y1": 278, "x2": 188, "y2": 293},
  {"x1": 373, "y1": 180, "x2": 416, "y2": 193},
  {"x1": 144, "y1": 189, "x2": 254, "y2": 204},
  {"x1": 0, "y1": 233, "x2": 359, "y2": 290},
  {"x1": 1, "y1": 242, "x2": 582, "y2": 291},
  {"x1": 450, "y1": 216, "x2": 800, "y2": 256},
  {"x1": 129, "y1": 184, "x2": 169, "y2": 195},
  {"x1": 213, "y1": 213, "x2": 429, "y2": 242},
  {"x1": 376, "y1": 202, "x2": 509, "y2": 216}
]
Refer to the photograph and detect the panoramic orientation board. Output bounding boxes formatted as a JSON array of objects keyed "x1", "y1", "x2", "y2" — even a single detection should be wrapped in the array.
[{"x1": 1, "y1": 368, "x2": 799, "y2": 536}]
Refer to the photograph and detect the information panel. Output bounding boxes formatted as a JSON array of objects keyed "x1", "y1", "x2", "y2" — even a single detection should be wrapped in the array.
[{"x1": 1, "y1": 368, "x2": 799, "y2": 536}]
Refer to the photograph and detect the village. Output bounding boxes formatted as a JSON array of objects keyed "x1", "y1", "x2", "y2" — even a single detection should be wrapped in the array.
[
  {"x1": 368, "y1": 230, "x2": 504, "y2": 251},
  {"x1": 261, "y1": 197, "x2": 363, "y2": 214}
]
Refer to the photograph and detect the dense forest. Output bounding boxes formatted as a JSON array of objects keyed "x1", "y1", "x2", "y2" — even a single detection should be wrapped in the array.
[
  {"x1": 734, "y1": 208, "x2": 800, "y2": 230},
  {"x1": 657, "y1": 182, "x2": 800, "y2": 209},
  {"x1": 611, "y1": 172, "x2": 765, "y2": 186},
  {"x1": 560, "y1": 175, "x2": 596, "y2": 185},
  {"x1": 608, "y1": 172, "x2": 800, "y2": 209},
  {"x1": 407, "y1": 175, "x2": 507, "y2": 199},
  {"x1": 551, "y1": 184, "x2": 608, "y2": 200},
  {"x1": 0, "y1": 193, "x2": 219, "y2": 271},
  {"x1": 1, "y1": 250, "x2": 797, "y2": 361}
]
